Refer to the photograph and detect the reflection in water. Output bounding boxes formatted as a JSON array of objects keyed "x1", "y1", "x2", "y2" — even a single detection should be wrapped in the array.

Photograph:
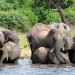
[{"x1": 0, "y1": 58, "x2": 75, "y2": 75}]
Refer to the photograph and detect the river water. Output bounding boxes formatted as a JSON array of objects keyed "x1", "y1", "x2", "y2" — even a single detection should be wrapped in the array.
[{"x1": 0, "y1": 58, "x2": 75, "y2": 75}]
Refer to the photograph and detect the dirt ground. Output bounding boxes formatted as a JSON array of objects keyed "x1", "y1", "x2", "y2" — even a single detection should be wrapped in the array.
[{"x1": 70, "y1": 25, "x2": 75, "y2": 32}]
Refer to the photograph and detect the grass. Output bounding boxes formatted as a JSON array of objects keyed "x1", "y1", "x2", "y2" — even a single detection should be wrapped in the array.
[
  {"x1": 18, "y1": 33, "x2": 31, "y2": 58},
  {"x1": 71, "y1": 32, "x2": 75, "y2": 37}
]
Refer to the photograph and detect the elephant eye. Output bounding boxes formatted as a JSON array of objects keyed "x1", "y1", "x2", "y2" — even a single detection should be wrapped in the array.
[
  {"x1": 8, "y1": 38, "x2": 13, "y2": 41},
  {"x1": 57, "y1": 25, "x2": 59, "y2": 28},
  {"x1": 64, "y1": 26, "x2": 67, "y2": 29}
]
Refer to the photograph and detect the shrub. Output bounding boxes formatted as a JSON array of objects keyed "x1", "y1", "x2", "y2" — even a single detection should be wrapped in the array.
[
  {"x1": 65, "y1": 7, "x2": 75, "y2": 24},
  {"x1": 17, "y1": 8, "x2": 39, "y2": 25},
  {"x1": 0, "y1": 11, "x2": 31, "y2": 32},
  {"x1": 42, "y1": 9, "x2": 60, "y2": 24}
]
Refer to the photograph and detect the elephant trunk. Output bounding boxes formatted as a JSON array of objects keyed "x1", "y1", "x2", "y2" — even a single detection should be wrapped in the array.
[
  {"x1": 54, "y1": 40, "x2": 65, "y2": 63},
  {"x1": 0, "y1": 42, "x2": 3, "y2": 48}
]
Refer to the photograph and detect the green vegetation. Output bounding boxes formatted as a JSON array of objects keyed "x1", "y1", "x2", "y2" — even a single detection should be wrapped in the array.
[
  {"x1": 0, "y1": 0, "x2": 75, "y2": 32},
  {"x1": 18, "y1": 33, "x2": 31, "y2": 58}
]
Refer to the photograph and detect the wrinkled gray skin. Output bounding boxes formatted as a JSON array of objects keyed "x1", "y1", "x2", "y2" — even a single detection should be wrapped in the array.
[
  {"x1": 2, "y1": 29, "x2": 19, "y2": 45},
  {"x1": 0, "y1": 31, "x2": 5, "y2": 48},
  {"x1": 32, "y1": 47, "x2": 71, "y2": 64},
  {"x1": 27, "y1": 23, "x2": 50, "y2": 58},
  {"x1": 32, "y1": 47, "x2": 49, "y2": 64},
  {"x1": 0, "y1": 41, "x2": 21, "y2": 64},
  {"x1": 0, "y1": 27, "x2": 19, "y2": 45},
  {"x1": 49, "y1": 48, "x2": 71, "y2": 64},
  {"x1": 27, "y1": 23, "x2": 73, "y2": 64}
]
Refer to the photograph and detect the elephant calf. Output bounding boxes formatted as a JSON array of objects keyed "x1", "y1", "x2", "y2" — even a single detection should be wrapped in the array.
[
  {"x1": 32, "y1": 47, "x2": 49, "y2": 64},
  {"x1": 0, "y1": 41, "x2": 21, "y2": 64},
  {"x1": 32, "y1": 47, "x2": 71, "y2": 64}
]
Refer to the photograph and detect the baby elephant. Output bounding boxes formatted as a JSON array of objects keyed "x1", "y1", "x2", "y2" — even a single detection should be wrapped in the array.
[
  {"x1": 32, "y1": 47, "x2": 49, "y2": 64},
  {"x1": 0, "y1": 41, "x2": 21, "y2": 64},
  {"x1": 32, "y1": 47, "x2": 71, "y2": 64}
]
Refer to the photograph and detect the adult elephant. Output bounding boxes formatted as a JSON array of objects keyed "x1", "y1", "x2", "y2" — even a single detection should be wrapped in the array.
[
  {"x1": 32, "y1": 47, "x2": 71, "y2": 64},
  {"x1": 27, "y1": 23, "x2": 73, "y2": 64},
  {"x1": 0, "y1": 27, "x2": 19, "y2": 45},
  {"x1": 0, "y1": 41, "x2": 21, "y2": 64},
  {"x1": 1, "y1": 29, "x2": 19, "y2": 45},
  {"x1": 27, "y1": 23, "x2": 51, "y2": 60}
]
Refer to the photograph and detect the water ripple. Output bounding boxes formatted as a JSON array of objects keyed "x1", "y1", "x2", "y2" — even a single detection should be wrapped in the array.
[{"x1": 0, "y1": 58, "x2": 75, "y2": 75}]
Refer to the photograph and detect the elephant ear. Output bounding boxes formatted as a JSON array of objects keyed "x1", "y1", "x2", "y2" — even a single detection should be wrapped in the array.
[
  {"x1": 2, "y1": 31, "x2": 7, "y2": 40},
  {"x1": 47, "y1": 29, "x2": 56, "y2": 37},
  {"x1": 2, "y1": 31, "x2": 8, "y2": 43}
]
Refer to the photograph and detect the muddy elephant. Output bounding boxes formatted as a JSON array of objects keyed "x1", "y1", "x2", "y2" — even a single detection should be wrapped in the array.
[
  {"x1": 32, "y1": 47, "x2": 71, "y2": 64},
  {"x1": 2, "y1": 29, "x2": 19, "y2": 45},
  {"x1": 0, "y1": 27, "x2": 19, "y2": 46},
  {"x1": 27, "y1": 23, "x2": 73, "y2": 64},
  {"x1": 0, "y1": 31, "x2": 5, "y2": 48},
  {"x1": 0, "y1": 41, "x2": 21, "y2": 64},
  {"x1": 27, "y1": 23, "x2": 50, "y2": 58},
  {"x1": 32, "y1": 47, "x2": 49, "y2": 64}
]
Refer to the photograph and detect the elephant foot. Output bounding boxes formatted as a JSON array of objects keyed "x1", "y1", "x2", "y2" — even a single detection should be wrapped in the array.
[
  {"x1": 60, "y1": 59, "x2": 72, "y2": 65},
  {"x1": 65, "y1": 60, "x2": 72, "y2": 65}
]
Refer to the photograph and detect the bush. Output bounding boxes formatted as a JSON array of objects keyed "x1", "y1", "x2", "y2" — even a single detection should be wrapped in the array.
[
  {"x1": 17, "y1": 8, "x2": 39, "y2": 25},
  {"x1": 0, "y1": 0, "x2": 19, "y2": 10},
  {"x1": 65, "y1": 7, "x2": 75, "y2": 24},
  {"x1": 0, "y1": 11, "x2": 31, "y2": 32},
  {"x1": 42, "y1": 9, "x2": 60, "y2": 24},
  {"x1": 32, "y1": 8, "x2": 60, "y2": 24}
]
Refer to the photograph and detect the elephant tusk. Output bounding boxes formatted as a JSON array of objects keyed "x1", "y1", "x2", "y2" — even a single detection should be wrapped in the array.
[
  {"x1": 50, "y1": 48, "x2": 54, "y2": 52},
  {"x1": 62, "y1": 47, "x2": 64, "y2": 51}
]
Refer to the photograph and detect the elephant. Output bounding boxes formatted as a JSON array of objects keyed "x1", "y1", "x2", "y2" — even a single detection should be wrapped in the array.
[
  {"x1": 1, "y1": 29, "x2": 19, "y2": 45},
  {"x1": 27, "y1": 22, "x2": 73, "y2": 64},
  {"x1": 68, "y1": 37, "x2": 75, "y2": 64},
  {"x1": 32, "y1": 47, "x2": 49, "y2": 64},
  {"x1": 0, "y1": 27, "x2": 19, "y2": 46},
  {"x1": 0, "y1": 41, "x2": 21, "y2": 64},
  {"x1": 27, "y1": 23, "x2": 51, "y2": 58},
  {"x1": 32, "y1": 47, "x2": 71, "y2": 64}
]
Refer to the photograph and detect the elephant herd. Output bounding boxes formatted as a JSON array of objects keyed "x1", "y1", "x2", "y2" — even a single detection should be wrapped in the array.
[
  {"x1": 0, "y1": 22, "x2": 75, "y2": 65},
  {"x1": 0, "y1": 28, "x2": 21, "y2": 64},
  {"x1": 27, "y1": 23, "x2": 75, "y2": 64}
]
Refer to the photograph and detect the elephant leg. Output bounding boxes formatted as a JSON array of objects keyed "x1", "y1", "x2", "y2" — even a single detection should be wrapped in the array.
[
  {"x1": 0, "y1": 50, "x2": 3, "y2": 59},
  {"x1": 0, "y1": 50, "x2": 8, "y2": 63},
  {"x1": 49, "y1": 50, "x2": 60, "y2": 64},
  {"x1": 30, "y1": 40, "x2": 37, "y2": 59},
  {"x1": 27, "y1": 37, "x2": 37, "y2": 59},
  {"x1": 68, "y1": 50, "x2": 75, "y2": 63},
  {"x1": 61, "y1": 52, "x2": 72, "y2": 64}
]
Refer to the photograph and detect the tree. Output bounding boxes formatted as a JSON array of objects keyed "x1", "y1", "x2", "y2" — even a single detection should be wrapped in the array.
[{"x1": 46, "y1": 0, "x2": 69, "y2": 24}]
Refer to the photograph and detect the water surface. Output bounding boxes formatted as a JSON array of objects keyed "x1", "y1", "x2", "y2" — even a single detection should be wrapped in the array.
[{"x1": 0, "y1": 58, "x2": 75, "y2": 75}]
